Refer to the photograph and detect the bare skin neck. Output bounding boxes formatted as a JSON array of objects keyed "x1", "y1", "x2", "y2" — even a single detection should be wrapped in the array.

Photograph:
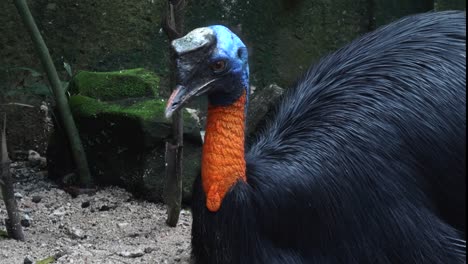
[{"x1": 201, "y1": 92, "x2": 247, "y2": 212}]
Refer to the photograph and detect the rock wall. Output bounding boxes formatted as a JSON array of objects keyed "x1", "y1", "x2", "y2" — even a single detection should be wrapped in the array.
[{"x1": 3, "y1": 0, "x2": 461, "y2": 94}]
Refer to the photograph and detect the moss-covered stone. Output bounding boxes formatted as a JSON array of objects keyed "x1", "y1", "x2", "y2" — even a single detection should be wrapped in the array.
[
  {"x1": 69, "y1": 68, "x2": 160, "y2": 100},
  {"x1": 47, "y1": 69, "x2": 202, "y2": 204},
  {"x1": 69, "y1": 95, "x2": 192, "y2": 123}
]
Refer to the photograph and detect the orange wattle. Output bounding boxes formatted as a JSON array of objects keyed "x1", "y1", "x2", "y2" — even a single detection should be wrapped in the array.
[{"x1": 202, "y1": 91, "x2": 247, "y2": 212}]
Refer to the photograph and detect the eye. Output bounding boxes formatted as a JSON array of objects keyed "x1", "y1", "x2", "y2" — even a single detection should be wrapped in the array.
[{"x1": 210, "y1": 60, "x2": 227, "y2": 73}]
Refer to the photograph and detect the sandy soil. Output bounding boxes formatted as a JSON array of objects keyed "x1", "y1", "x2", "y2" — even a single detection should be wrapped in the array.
[{"x1": 0, "y1": 161, "x2": 192, "y2": 264}]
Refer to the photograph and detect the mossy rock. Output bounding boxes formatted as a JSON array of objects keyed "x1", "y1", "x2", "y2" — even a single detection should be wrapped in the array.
[
  {"x1": 69, "y1": 68, "x2": 160, "y2": 100},
  {"x1": 47, "y1": 69, "x2": 201, "y2": 204},
  {"x1": 68, "y1": 95, "x2": 199, "y2": 141}
]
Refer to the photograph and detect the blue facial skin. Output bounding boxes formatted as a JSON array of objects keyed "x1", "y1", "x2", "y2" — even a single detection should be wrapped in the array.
[{"x1": 207, "y1": 25, "x2": 250, "y2": 107}]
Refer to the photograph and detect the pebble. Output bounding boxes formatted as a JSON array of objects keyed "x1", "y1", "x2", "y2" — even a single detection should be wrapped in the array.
[
  {"x1": 27, "y1": 150, "x2": 47, "y2": 168},
  {"x1": 67, "y1": 227, "x2": 86, "y2": 239},
  {"x1": 81, "y1": 201, "x2": 90, "y2": 208},
  {"x1": 117, "y1": 222, "x2": 129, "y2": 228},
  {"x1": 144, "y1": 247, "x2": 155, "y2": 254},
  {"x1": 118, "y1": 249, "x2": 145, "y2": 258},
  {"x1": 14, "y1": 192, "x2": 23, "y2": 199},
  {"x1": 21, "y1": 215, "x2": 31, "y2": 227},
  {"x1": 32, "y1": 195, "x2": 42, "y2": 203},
  {"x1": 23, "y1": 256, "x2": 33, "y2": 264},
  {"x1": 52, "y1": 207, "x2": 66, "y2": 216},
  {"x1": 99, "y1": 205, "x2": 111, "y2": 211}
]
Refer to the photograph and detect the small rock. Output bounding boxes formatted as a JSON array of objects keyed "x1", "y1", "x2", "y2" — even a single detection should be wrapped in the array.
[
  {"x1": 20, "y1": 219, "x2": 30, "y2": 227},
  {"x1": 21, "y1": 215, "x2": 31, "y2": 227},
  {"x1": 144, "y1": 247, "x2": 155, "y2": 254},
  {"x1": 32, "y1": 196, "x2": 42, "y2": 203},
  {"x1": 51, "y1": 208, "x2": 66, "y2": 216},
  {"x1": 27, "y1": 150, "x2": 47, "y2": 168},
  {"x1": 81, "y1": 201, "x2": 90, "y2": 208},
  {"x1": 54, "y1": 249, "x2": 70, "y2": 259},
  {"x1": 127, "y1": 233, "x2": 140, "y2": 238},
  {"x1": 14, "y1": 192, "x2": 23, "y2": 199},
  {"x1": 118, "y1": 249, "x2": 145, "y2": 258},
  {"x1": 23, "y1": 256, "x2": 33, "y2": 264},
  {"x1": 67, "y1": 227, "x2": 86, "y2": 239},
  {"x1": 99, "y1": 205, "x2": 111, "y2": 211},
  {"x1": 117, "y1": 222, "x2": 129, "y2": 228}
]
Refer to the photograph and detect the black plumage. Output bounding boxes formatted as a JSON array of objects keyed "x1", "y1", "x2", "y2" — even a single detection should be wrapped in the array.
[{"x1": 190, "y1": 11, "x2": 466, "y2": 264}]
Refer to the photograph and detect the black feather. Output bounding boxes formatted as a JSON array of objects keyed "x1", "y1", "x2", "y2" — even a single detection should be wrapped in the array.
[{"x1": 192, "y1": 11, "x2": 466, "y2": 264}]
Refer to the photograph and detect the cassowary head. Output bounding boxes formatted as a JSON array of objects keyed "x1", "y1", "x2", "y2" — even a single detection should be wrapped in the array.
[{"x1": 165, "y1": 25, "x2": 249, "y2": 118}]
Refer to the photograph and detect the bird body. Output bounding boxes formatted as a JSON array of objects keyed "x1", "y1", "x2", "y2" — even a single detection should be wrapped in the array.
[{"x1": 166, "y1": 11, "x2": 466, "y2": 264}]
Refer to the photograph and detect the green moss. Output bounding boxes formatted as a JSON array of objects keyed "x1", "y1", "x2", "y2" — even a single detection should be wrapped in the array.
[
  {"x1": 0, "y1": 229, "x2": 8, "y2": 239},
  {"x1": 69, "y1": 95, "x2": 192, "y2": 123},
  {"x1": 70, "y1": 68, "x2": 160, "y2": 101},
  {"x1": 36, "y1": 256, "x2": 56, "y2": 264}
]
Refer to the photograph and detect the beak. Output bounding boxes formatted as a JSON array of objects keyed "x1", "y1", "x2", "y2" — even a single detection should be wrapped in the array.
[
  {"x1": 165, "y1": 85, "x2": 186, "y2": 119},
  {"x1": 165, "y1": 79, "x2": 217, "y2": 119}
]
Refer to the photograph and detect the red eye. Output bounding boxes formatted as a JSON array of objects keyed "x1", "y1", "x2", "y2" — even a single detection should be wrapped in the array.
[{"x1": 211, "y1": 60, "x2": 226, "y2": 73}]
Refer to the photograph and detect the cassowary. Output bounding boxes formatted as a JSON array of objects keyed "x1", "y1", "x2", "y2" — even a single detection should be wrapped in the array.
[{"x1": 165, "y1": 11, "x2": 466, "y2": 264}]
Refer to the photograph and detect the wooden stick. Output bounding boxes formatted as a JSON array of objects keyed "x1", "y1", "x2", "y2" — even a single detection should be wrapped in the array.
[
  {"x1": 162, "y1": 0, "x2": 186, "y2": 227},
  {"x1": 0, "y1": 114, "x2": 25, "y2": 241}
]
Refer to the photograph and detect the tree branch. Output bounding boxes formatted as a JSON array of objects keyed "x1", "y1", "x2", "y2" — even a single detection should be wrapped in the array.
[
  {"x1": 162, "y1": 0, "x2": 186, "y2": 227},
  {"x1": 13, "y1": 0, "x2": 93, "y2": 187}
]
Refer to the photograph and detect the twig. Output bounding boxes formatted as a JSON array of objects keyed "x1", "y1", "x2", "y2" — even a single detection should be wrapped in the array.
[{"x1": 0, "y1": 103, "x2": 35, "y2": 108}]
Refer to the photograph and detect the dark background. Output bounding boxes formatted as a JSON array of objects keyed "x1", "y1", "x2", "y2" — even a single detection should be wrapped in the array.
[{"x1": 0, "y1": 0, "x2": 465, "y2": 154}]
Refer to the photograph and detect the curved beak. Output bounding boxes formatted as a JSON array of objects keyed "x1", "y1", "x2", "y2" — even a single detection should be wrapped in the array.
[
  {"x1": 165, "y1": 85, "x2": 186, "y2": 119},
  {"x1": 165, "y1": 79, "x2": 217, "y2": 119}
]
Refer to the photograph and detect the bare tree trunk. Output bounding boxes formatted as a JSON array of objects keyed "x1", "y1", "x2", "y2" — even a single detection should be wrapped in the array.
[
  {"x1": 0, "y1": 115, "x2": 24, "y2": 241},
  {"x1": 13, "y1": 0, "x2": 92, "y2": 187},
  {"x1": 162, "y1": 0, "x2": 186, "y2": 227}
]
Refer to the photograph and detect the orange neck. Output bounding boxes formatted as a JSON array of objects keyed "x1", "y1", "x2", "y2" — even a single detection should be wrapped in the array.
[{"x1": 202, "y1": 92, "x2": 247, "y2": 212}]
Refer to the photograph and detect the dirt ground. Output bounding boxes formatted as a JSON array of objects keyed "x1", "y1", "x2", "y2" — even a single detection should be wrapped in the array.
[{"x1": 0, "y1": 161, "x2": 192, "y2": 264}]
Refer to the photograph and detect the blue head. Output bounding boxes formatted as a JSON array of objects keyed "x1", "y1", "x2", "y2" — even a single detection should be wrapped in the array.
[{"x1": 165, "y1": 25, "x2": 250, "y2": 118}]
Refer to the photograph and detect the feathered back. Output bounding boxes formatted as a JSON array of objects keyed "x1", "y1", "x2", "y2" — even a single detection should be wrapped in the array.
[
  {"x1": 192, "y1": 11, "x2": 466, "y2": 264},
  {"x1": 246, "y1": 10, "x2": 466, "y2": 261}
]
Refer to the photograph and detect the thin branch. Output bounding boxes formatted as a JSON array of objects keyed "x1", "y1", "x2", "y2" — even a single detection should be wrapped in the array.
[
  {"x1": 0, "y1": 103, "x2": 35, "y2": 108},
  {"x1": 162, "y1": 0, "x2": 186, "y2": 227},
  {"x1": 0, "y1": 113, "x2": 25, "y2": 241},
  {"x1": 13, "y1": 0, "x2": 93, "y2": 187}
]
